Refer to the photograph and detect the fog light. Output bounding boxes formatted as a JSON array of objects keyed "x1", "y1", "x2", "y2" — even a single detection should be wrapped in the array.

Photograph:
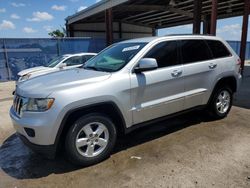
[{"x1": 24, "y1": 128, "x2": 35, "y2": 137}]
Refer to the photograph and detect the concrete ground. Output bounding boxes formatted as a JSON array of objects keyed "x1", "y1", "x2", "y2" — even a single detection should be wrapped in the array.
[{"x1": 0, "y1": 67, "x2": 250, "y2": 188}]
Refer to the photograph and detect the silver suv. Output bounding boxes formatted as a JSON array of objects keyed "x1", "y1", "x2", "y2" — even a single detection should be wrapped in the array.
[{"x1": 10, "y1": 35, "x2": 242, "y2": 166}]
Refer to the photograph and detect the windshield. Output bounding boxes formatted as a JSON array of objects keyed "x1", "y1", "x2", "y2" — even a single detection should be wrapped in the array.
[
  {"x1": 84, "y1": 42, "x2": 147, "y2": 72},
  {"x1": 45, "y1": 56, "x2": 67, "y2": 68}
]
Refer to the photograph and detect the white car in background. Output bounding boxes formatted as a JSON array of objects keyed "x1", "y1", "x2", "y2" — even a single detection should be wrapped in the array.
[{"x1": 17, "y1": 52, "x2": 97, "y2": 82}]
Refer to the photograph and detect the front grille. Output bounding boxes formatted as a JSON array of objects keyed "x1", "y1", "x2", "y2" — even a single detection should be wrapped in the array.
[{"x1": 13, "y1": 95, "x2": 23, "y2": 116}]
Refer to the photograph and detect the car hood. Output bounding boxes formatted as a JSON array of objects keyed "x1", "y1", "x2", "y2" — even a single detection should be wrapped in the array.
[
  {"x1": 18, "y1": 66, "x2": 51, "y2": 76},
  {"x1": 16, "y1": 69, "x2": 111, "y2": 98},
  {"x1": 18, "y1": 68, "x2": 60, "y2": 83}
]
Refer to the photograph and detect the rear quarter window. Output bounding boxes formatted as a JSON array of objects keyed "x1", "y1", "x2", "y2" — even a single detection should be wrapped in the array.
[{"x1": 205, "y1": 40, "x2": 232, "y2": 58}]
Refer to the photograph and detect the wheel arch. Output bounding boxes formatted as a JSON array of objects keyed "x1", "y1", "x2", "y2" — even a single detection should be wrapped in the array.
[
  {"x1": 213, "y1": 76, "x2": 237, "y2": 93},
  {"x1": 208, "y1": 76, "x2": 237, "y2": 105},
  {"x1": 54, "y1": 101, "x2": 127, "y2": 153}
]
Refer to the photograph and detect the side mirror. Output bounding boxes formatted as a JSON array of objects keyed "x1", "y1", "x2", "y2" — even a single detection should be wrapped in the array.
[
  {"x1": 58, "y1": 63, "x2": 67, "y2": 69},
  {"x1": 134, "y1": 58, "x2": 158, "y2": 73}
]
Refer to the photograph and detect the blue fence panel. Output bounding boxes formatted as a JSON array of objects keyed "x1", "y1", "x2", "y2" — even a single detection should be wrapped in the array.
[
  {"x1": 246, "y1": 42, "x2": 250, "y2": 60},
  {"x1": 0, "y1": 52, "x2": 9, "y2": 81},
  {"x1": 0, "y1": 38, "x2": 107, "y2": 81},
  {"x1": 5, "y1": 39, "x2": 59, "y2": 80},
  {"x1": 228, "y1": 41, "x2": 240, "y2": 56},
  {"x1": 88, "y1": 38, "x2": 107, "y2": 53},
  {"x1": 0, "y1": 39, "x2": 9, "y2": 81},
  {"x1": 59, "y1": 38, "x2": 90, "y2": 54}
]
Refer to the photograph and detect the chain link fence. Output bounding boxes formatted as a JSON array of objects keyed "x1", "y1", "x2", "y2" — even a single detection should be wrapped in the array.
[{"x1": 0, "y1": 38, "x2": 106, "y2": 81}]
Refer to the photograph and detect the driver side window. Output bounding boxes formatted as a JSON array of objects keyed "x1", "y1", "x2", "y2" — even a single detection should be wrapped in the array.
[
  {"x1": 144, "y1": 41, "x2": 179, "y2": 68},
  {"x1": 63, "y1": 56, "x2": 83, "y2": 66}
]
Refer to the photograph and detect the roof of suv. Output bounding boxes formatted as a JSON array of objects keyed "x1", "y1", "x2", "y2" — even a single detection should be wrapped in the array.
[{"x1": 120, "y1": 35, "x2": 223, "y2": 44}]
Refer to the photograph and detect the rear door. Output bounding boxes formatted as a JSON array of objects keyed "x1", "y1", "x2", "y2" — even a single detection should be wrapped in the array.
[
  {"x1": 130, "y1": 40, "x2": 185, "y2": 124},
  {"x1": 180, "y1": 39, "x2": 220, "y2": 109}
]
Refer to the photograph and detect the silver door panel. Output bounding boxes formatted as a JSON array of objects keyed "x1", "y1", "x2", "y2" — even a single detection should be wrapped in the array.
[{"x1": 130, "y1": 66, "x2": 184, "y2": 124}]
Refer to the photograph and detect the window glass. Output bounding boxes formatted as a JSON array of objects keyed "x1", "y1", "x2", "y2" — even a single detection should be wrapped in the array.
[
  {"x1": 46, "y1": 55, "x2": 66, "y2": 67},
  {"x1": 144, "y1": 41, "x2": 179, "y2": 68},
  {"x1": 81, "y1": 56, "x2": 87, "y2": 64},
  {"x1": 206, "y1": 40, "x2": 232, "y2": 58},
  {"x1": 85, "y1": 55, "x2": 95, "y2": 61},
  {"x1": 64, "y1": 56, "x2": 83, "y2": 66},
  {"x1": 180, "y1": 40, "x2": 213, "y2": 64}
]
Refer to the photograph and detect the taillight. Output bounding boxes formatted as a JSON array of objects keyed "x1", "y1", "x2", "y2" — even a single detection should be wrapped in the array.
[{"x1": 237, "y1": 58, "x2": 241, "y2": 65}]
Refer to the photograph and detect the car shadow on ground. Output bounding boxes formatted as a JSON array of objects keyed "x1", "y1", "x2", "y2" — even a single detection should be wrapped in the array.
[{"x1": 0, "y1": 110, "x2": 212, "y2": 179}]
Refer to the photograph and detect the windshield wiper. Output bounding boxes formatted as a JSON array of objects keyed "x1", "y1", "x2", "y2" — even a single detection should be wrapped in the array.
[{"x1": 84, "y1": 66, "x2": 112, "y2": 73}]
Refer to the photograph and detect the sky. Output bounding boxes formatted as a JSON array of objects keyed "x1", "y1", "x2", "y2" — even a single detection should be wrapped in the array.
[
  {"x1": 158, "y1": 16, "x2": 249, "y2": 41},
  {"x1": 0, "y1": 0, "x2": 101, "y2": 38},
  {"x1": 0, "y1": 0, "x2": 249, "y2": 41}
]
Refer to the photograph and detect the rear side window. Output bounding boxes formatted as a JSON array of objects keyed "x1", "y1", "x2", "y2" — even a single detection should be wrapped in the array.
[
  {"x1": 64, "y1": 56, "x2": 83, "y2": 66},
  {"x1": 180, "y1": 40, "x2": 213, "y2": 64},
  {"x1": 144, "y1": 41, "x2": 179, "y2": 68},
  {"x1": 206, "y1": 40, "x2": 232, "y2": 58}
]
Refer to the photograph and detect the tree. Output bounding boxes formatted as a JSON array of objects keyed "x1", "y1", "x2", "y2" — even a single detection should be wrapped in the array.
[{"x1": 48, "y1": 28, "x2": 66, "y2": 38}]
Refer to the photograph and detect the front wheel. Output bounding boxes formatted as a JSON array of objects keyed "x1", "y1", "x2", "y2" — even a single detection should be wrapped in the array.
[
  {"x1": 65, "y1": 113, "x2": 117, "y2": 166},
  {"x1": 207, "y1": 86, "x2": 233, "y2": 119}
]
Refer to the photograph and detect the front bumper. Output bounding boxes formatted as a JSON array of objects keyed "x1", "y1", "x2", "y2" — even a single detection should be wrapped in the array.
[
  {"x1": 9, "y1": 106, "x2": 59, "y2": 145},
  {"x1": 18, "y1": 133, "x2": 56, "y2": 159},
  {"x1": 9, "y1": 106, "x2": 58, "y2": 158}
]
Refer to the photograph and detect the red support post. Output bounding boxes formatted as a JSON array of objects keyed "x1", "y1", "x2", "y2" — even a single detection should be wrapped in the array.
[
  {"x1": 152, "y1": 28, "x2": 157, "y2": 36},
  {"x1": 193, "y1": 0, "x2": 202, "y2": 34},
  {"x1": 240, "y1": 0, "x2": 250, "y2": 72},
  {"x1": 105, "y1": 8, "x2": 113, "y2": 46},
  {"x1": 68, "y1": 25, "x2": 74, "y2": 37},
  {"x1": 210, "y1": 0, "x2": 218, "y2": 35}
]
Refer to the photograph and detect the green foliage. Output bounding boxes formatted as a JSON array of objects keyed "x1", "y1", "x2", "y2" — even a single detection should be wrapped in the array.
[{"x1": 48, "y1": 28, "x2": 65, "y2": 38}]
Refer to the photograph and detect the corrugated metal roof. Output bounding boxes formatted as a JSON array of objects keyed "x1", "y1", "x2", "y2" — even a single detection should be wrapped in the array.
[
  {"x1": 66, "y1": 0, "x2": 129, "y2": 24},
  {"x1": 66, "y1": 0, "x2": 245, "y2": 29}
]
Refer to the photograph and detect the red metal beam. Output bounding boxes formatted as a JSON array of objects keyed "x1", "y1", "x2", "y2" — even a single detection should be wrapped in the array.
[
  {"x1": 203, "y1": 15, "x2": 211, "y2": 34},
  {"x1": 69, "y1": 25, "x2": 74, "y2": 37},
  {"x1": 193, "y1": 0, "x2": 202, "y2": 34},
  {"x1": 210, "y1": 0, "x2": 218, "y2": 35},
  {"x1": 105, "y1": 8, "x2": 113, "y2": 46},
  {"x1": 152, "y1": 28, "x2": 157, "y2": 36},
  {"x1": 240, "y1": 0, "x2": 250, "y2": 72}
]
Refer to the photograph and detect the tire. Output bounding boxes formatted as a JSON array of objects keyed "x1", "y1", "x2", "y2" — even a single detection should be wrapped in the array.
[
  {"x1": 65, "y1": 113, "x2": 117, "y2": 166},
  {"x1": 207, "y1": 86, "x2": 233, "y2": 119}
]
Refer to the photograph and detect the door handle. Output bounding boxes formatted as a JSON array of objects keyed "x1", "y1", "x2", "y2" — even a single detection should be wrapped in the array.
[
  {"x1": 209, "y1": 63, "x2": 217, "y2": 69},
  {"x1": 171, "y1": 70, "x2": 182, "y2": 77}
]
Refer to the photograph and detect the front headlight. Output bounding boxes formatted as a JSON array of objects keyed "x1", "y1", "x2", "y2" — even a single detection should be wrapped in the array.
[{"x1": 23, "y1": 98, "x2": 54, "y2": 112}]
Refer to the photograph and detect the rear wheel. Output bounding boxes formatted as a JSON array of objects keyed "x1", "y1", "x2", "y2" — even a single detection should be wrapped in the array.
[
  {"x1": 65, "y1": 113, "x2": 117, "y2": 166},
  {"x1": 207, "y1": 86, "x2": 233, "y2": 119}
]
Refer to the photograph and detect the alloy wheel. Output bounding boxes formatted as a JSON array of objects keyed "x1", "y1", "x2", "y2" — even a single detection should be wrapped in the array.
[{"x1": 75, "y1": 122, "x2": 109, "y2": 157}]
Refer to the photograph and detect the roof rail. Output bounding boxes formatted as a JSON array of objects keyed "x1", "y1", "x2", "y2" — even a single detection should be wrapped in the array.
[{"x1": 164, "y1": 34, "x2": 214, "y2": 37}]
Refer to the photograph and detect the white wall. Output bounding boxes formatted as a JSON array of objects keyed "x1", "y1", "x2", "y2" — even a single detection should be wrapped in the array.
[{"x1": 70, "y1": 22, "x2": 153, "y2": 39}]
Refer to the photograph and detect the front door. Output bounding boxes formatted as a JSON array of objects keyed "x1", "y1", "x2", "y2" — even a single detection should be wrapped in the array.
[{"x1": 130, "y1": 40, "x2": 185, "y2": 124}]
